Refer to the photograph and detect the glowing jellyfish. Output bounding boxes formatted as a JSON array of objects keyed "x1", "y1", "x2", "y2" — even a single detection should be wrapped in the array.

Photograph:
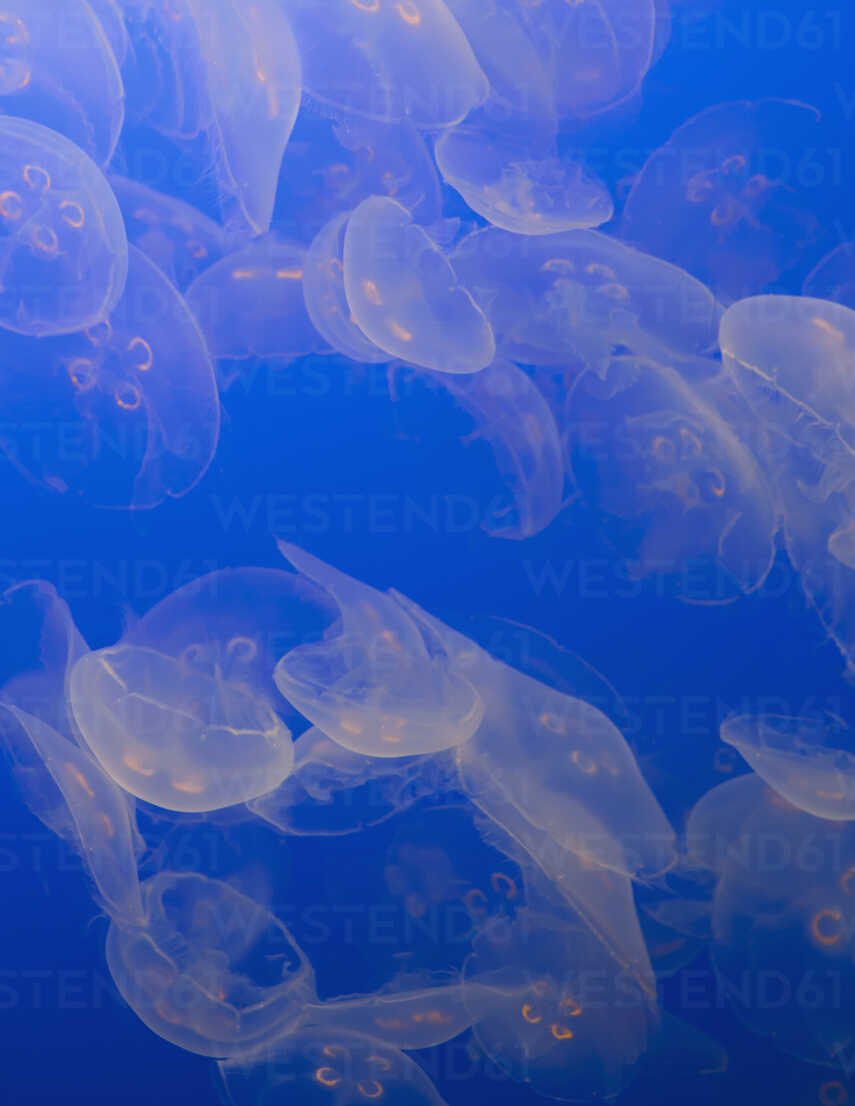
[
  {"x1": 451, "y1": 226, "x2": 720, "y2": 375},
  {"x1": 88, "y1": 0, "x2": 129, "y2": 66},
  {"x1": 219, "y1": 1028, "x2": 449, "y2": 1106},
  {"x1": 684, "y1": 773, "x2": 768, "y2": 874},
  {"x1": 342, "y1": 196, "x2": 495, "y2": 374},
  {"x1": 434, "y1": 130, "x2": 613, "y2": 236},
  {"x1": 185, "y1": 236, "x2": 326, "y2": 371},
  {"x1": 273, "y1": 542, "x2": 484, "y2": 757},
  {"x1": 462, "y1": 909, "x2": 658, "y2": 1101},
  {"x1": 0, "y1": 244, "x2": 218, "y2": 507},
  {"x1": 304, "y1": 979, "x2": 476, "y2": 1049},
  {"x1": 564, "y1": 357, "x2": 777, "y2": 594},
  {"x1": 516, "y1": 0, "x2": 657, "y2": 120},
  {"x1": 0, "y1": 116, "x2": 127, "y2": 336},
  {"x1": 68, "y1": 567, "x2": 333, "y2": 812},
  {"x1": 622, "y1": 100, "x2": 823, "y2": 302},
  {"x1": 710, "y1": 788, "x2": 855, "y2": 1067},
  {"x1": 721, "y1": 713, "x2": 855, "y2": 821},
  {"x1": 284, "y1": 0, "x2": 488, "y2": 127},
  {"x1": 106, "y1": 872, "x2": 315, "y2": 1057},
  {"x1": 110, "y1": 175, "x2": 233, "y2": 290},
  {"x1": 0, "y1": 0, "x2": 124, "y2": 163},
  {"x1": 390, "y1": 359, "x2": 566, "y2": 539},
  {"x1": 805, "y1": 243, "x2": 855, "y2": 312},
  {"x1": 247, "y1": 727, "x2": 450, "y2": 836}
]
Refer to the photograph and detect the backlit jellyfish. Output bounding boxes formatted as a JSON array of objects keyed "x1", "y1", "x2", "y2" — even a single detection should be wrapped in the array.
[
  {"x1": 721, "y1": 713, "x2": 855, "y2": 821},
  {"x1": 390, "y1": 359, "x2": 566, "y2": 539},
  {"x1": 564, "y1": 356, "x2": 777, "y2": 594},
  {"x1": 68, "y1": 567, "x2": 334, "y2": 812},
  {"x1": 88, "y1": 0, "x2": 129, "y2": 67},
  {"x1": 516, "y1": 0, "x2": 657, "y2": 120},
  {"x1": 0, "y1": 0, "x2": 124, "y2": 163},
  {"x1": 462, "y1": 908, "x2": 658, "y2": 1101},
  {"x1": 273, "y1": 542, "x2": 484, "y2": 757},
  {"x1": 110, "y1": 175, "x2": 233, "y2": 290},
  {"x1": 185, "y1": 237, "x2": 327, "y2": 380},
  {"x1": 450, "y1": 227, "x2": 720, "y2": 375},
  {"x1": 304, "y1": 979, "x2": 476, "y2": 1049},
  {"x1": 342, "y1": 196, "x2": 495, "y2": 374},
  {"x1": 106, "y1": 872, "x2": 315, "y2": 1057},
  {"x1": 248, "y1": 727, "x2": 451, "y2": 836},
  {"x1": 0, "y1": 244, "x2": 219, "y2": 507},
  {"x1": 621, "y1": 100, "x2": 823, "y2": 303},
  {"x1": 434, "y1": 130, "x2": 613, "y2": 236},
  {"x1": 284, "y1": 0, "x2": 488, "y2": 127},
  {"x1": 0, "y1": 116, "x2": 127, "y2": 336},
  {"x1": 219, "y1": 1028, "x2": 449, "y2": 1106},
  {"x1": 804, "y1": 243, "x2": 855, "y2": 312},
  {"x1": 709, "y1": 787, "x2": 855, "y2": 1068},
  {"x1": 684, "y1": 773, "x2": 767, "y2": 874},
  {"x1": 719, "y1": 295, "x2": 855, "y2": 495}
]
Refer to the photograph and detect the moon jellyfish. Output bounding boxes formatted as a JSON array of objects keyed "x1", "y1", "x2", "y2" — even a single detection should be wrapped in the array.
[
  {"x1": 284, "y1": 0, "x2": 488, "y2": 127},
  {"x1": 273, "y1": 542, "x2": 484, "y2": 757},
  {"x1": 69, "y1": 567, "x2": 332, "y2": 812},
  {"x1": 0, "y1": 0, "x2": 124, "y2": 163},
  {"x1": 342, "y1": 196, "x2": 495, "y2": 374},
  {"x1": 0, "y1": 245, "x2": 218, "y2": 506},
  {"x1": 110, "y1": 176, "x2": 233, "y2": 290},
  {"x1": 710, "y1": 787, "x2": 855, "y2": 1068},
  {"x1": 0, "y1": 116, "x2": 127, "y2": 337},
  {"x1": 88, "y1": 0, "x2": 129, "y2": 67},
  {"x1": 684, "y1": 773, "x2": 767, "y2": 874},
  {"x1": 564, "y1": 357, "x2": 777, "y2": 593},
  {"x1": 106, "y1": 872, "x2": 315, "y2": 1057},
  {"x1": 622, "y1": 100, "x2": 823, "y2": 302},
  {"x1": 462, "y1": 909, "x2": 658, "y2": 1101},
  {"x1": 805, "y1": 243, "x2": 855, "y2": 312},
  {"x1": 516, "y1": 0, "x2": 657, "y2": 120},
  {"x1": 451, "y1": 227, "x2": 720, "y2": 375},
  {"x1": 219, "y1": 1028, "x2": 449, "y2": 1106},
  {"x1": 185, "y1": 237, "x2": 326, "y2": 375},
  {"x1": 248, "y1": 727, "x2": 451, "y2": 836},
  {"x1": 721, "y1": 713, "x2": 855, "y2": 821},
  {"x1": 434, "y1": 130, "x2": 613, "y2": 236},
  {"x1": 304, "y1": 979, "x2": 476, "y2": 1049}
]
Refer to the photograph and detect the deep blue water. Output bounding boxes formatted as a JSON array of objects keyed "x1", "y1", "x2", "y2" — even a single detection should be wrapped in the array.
[{"x1": 0, "y1": 1, "x2": 854, "y2": 1104}]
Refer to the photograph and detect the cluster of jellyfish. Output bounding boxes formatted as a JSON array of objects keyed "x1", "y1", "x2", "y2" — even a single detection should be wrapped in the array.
[{"x1": 2, "y1": 0, "x2": 855, "y2": 1103}]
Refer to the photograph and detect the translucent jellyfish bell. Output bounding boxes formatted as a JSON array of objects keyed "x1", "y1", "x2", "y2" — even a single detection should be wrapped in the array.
[
  {"x1": 0, "y1": 116, "x2": 127, "y2": 336},
  {"x1": 462, "y1": 909, "x2": 658, "y2": 1102},
  {"x1": 273, "y1": 543, "x2": 484, "y2": 757},
  {"x1": 106, "y1": 872, "x2": 315, "y2": 1057},
  {"x1": 0, "y1": 244, "x2": 218, "y2": 507},
  {"x1": 721, "y1": 713, "x2": 855, "y2": 821},
  {"x1": 69, "y1": 567, "x2": 334, "y2": 812},
  {"x1": 284, "y1": 0, "x2": 488, "y2": 127},
  {"x1": 564, "y1": 357, "x2": 777, "y2": 594},
  {"x1": 804, "y1": 242, "x2": 855, "y2": 311},
  {"x1": 342, "y1": 196, "x2": 495, "y2": 373},
  {"x1": 434, "y1": 130, "x2": 613, "y2": 236},
  {"x1": 0, "y1": 0, "x2": 124, "y2": 163},
  {"x1": 219, "y1": 1028, "x2": 449, "y2": 1106}
]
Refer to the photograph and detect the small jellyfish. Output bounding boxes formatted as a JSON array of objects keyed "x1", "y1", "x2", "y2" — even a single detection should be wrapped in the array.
[
  {"x1": 564, "y1": 357, "x2": 777, "y2": 594},
  {"x1": 462, "y1": 909, "x2": 658, "y2": 1101},
  {"x1": 273, "y1": 543, "x2": 484, "y2": 757},
  {"x1": 721, "y1": 713, "x2": 855, "y2": 821},
  {"x1": 0, "y1": 244, "x2": 218, "y2": 507},
  {"x1": 0, "y1": 0, "x2": 124, "y2": 163},
  {"x1": 342, "y1": 196, "x2": 495, "y2": 374},
  {"x1": 219, "y1": 1028, "x2": 449, "y2": 1106},
  {"x1": 435, "y1": 129, "x2": 613, "y2": 236},
  {"x1": 451, "y1": 226, "x2": 720, "y2": 375},
  {"x1": 69, "y1": 567, "x2": 332, "y2": 812},
  {"x1": 109, "y1": 175, "x2": 233, "y2": 290},
  {"x1": 106, "y1": 872, "x2": 315, "y2": 1057},
  {"x1": 622, "y1": 100, "x2": 823, "y2": 302},
  {"x1": 0, "y1": 116, "x2": 127, "y2": 336},
  {"x1": 284, "y1": 0, "x2": 488, "y2": 127}
]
